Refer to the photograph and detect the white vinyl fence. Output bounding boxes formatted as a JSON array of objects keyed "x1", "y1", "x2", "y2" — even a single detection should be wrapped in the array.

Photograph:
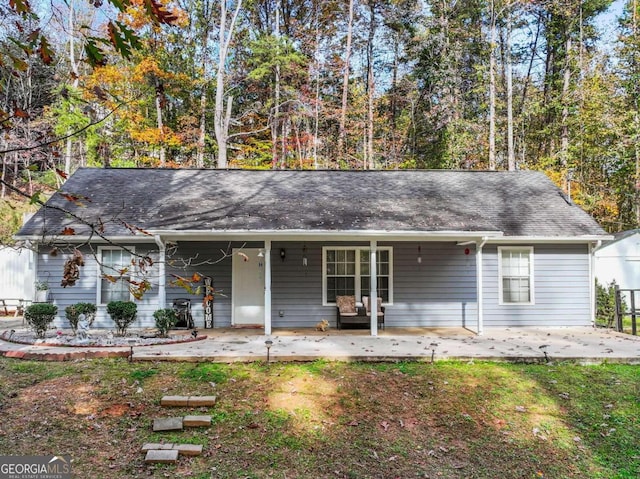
[{"x1": 0, "y1": 247, "x2": 35, "y2": 301}]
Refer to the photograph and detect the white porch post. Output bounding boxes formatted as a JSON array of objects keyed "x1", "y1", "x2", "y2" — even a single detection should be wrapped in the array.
[
  {"x1": 154, "y1": 236, "x2": 166, "y2": 310},
  {"x1": 476, "y1": 238, "x2": 487, "y2": 335},
  {"x1": 589, "y1": 241, "x2": 601, "y2": 328},
  {"x1": 264, "y1": 239, "x2": 272, "y2": 335},
  {"x1": 370, "y1": 240, "x2": 378, "y2": 336}
]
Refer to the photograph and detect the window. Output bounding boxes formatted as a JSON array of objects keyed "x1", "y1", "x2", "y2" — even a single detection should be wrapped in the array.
[
  {"x1": 323, "y1": 247, "x2": 393, "y2": 305},
  {"x1": 98, "y1": 247, "x2": 133, "y2": 304},
  {"x1": 499, "y1": 247, "x2": 534, "y2": 304}
]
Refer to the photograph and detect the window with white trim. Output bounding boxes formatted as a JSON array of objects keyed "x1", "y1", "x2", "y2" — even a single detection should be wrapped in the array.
[
  {"x1": 323, "y1": 247, "x2": 392, "y2": 305},
  {"x1": 98, "y1": 247, "x2": 134, "y2": 304},
  {"x1": 499, "y1": 247, "x2": 534, "y2": 304}
]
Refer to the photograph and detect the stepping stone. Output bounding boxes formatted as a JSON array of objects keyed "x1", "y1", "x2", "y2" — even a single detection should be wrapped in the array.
[
  {"x1": 141, "y1": 443, "x2": 174, "y2": 452},
  {"x1": 175, "y1": 444, "x2": 203, "y2": 456},
  {"x1": 153, "y1": 417, "x2": 183, "y2": 432},
  {"x1": 141, "y1": 444, "x2": 203, "y2": 457},
  {"x1": 145, "y1": 449, "x2": 179, "y2": 464},
  {"x1": 184, "y1": 415, "x2": 212, "y2": 427},
  {"x1": 187, "y1": 396, "x2": 216, "y2": 407},
  {"x1": 161, "y1": 396, "x2": 189, "y2": 406}
]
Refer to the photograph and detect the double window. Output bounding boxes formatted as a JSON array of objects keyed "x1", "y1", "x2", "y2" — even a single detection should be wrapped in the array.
[
  {"x1": 498, "y1": 247, "x2": 534, "y2": 304},
  {"x1": 97, "y1": 247, "x2": 134, "y2": 304},
  {"x1": 323, "y1": 247, "x2": 392, "y2": 305}
]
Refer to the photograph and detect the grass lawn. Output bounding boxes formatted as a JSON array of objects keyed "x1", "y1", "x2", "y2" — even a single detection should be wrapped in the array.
[{"x1": 0, "y1": 358, "x2": 638, "y2": 479}]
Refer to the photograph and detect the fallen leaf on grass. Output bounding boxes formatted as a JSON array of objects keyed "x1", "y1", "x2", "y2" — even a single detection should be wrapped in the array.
[{"x1": 380, "y1": 421, "x2": 390, "y2": 431}]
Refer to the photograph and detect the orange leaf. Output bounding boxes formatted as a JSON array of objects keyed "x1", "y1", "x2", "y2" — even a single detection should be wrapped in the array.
[
  {"x1": 61, "y1": 227, "x2": 75, "y2": 235},
  {"x1": 14, "y1": 107, "x2": 29, "y2": 118},
  {"x1": 191, "y1": 272, "x2": 202, "y2": 282},
  {"x1": 55, "y1": 168, "x2": 68, "y2": 179}
]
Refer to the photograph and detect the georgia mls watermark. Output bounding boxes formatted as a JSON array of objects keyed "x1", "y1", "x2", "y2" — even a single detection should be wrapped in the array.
[{"x1": 0, "y1": 456, "x2": 71, "y2": 479}]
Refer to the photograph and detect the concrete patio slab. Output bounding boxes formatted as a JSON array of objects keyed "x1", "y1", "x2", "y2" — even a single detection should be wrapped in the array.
[{"x1": 1, "y1": 326, "x2": 639, "y2": 364}]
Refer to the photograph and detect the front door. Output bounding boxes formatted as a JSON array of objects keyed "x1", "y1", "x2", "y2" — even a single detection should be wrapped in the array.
[{"x1": 232, "y1": 248, "x2": 265, "y2": 326}]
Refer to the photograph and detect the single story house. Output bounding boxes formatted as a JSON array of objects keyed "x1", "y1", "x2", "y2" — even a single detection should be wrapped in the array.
[
  {"x1": 16, "y1": 168, "x2": 610, "y2": 335},
  {"x1": 594, "y1": 229, "x2": 640, "y2": 290}
]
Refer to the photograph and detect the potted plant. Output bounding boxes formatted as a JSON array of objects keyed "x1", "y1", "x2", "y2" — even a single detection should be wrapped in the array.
[
  {"x1": 24, "y1": 303, "x2": 58, "y2": 339},
  {"x1": 106, "y1": 301, "x2": 137, "y2": 336},
  {"x1": 35, "y1": 280, "x2": 49, "y2": 302}
]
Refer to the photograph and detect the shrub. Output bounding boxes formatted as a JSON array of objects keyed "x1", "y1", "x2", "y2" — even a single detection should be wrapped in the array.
[
  {"x1": 64, "y1": 303, "x2": 98, "y2": 333},
  {"x1": 106, "y1": 301, "x2": 137, "y2": 336},
  {"x1": 153, "y1": 308, "x2": 178, "y2": 337},
  {"x1": 596, "y1": 280, "x2": 626, "y2": 328},
  {"x1": 24, "y1": 303, "x2": 58, "y2": 339}
]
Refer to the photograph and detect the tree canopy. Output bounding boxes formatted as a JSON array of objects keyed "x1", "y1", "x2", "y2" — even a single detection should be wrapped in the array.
[{"x1": 1, "y1": 0, "x2": 639, "y2": 233}]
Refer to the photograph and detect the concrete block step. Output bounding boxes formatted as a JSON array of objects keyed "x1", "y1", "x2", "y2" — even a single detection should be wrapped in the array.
[
  {"x1": 152, "y1": 417, "x2": 183, "y2": 432},
  {"x1": 142, "y1": 443, "x2": 203, "y2": 457},
  {"x1": 183, "y1": 415, "x2": 211, "y2": 427},
  {"x1": 160, "y1": 396, "x2": 189, "y2": 406},
  {"x1": 145, "y1": 449, "x2": 179, "y2": 464},
  {"x1": 160, "y1": 395, "x2": 217, "y2": 407}
]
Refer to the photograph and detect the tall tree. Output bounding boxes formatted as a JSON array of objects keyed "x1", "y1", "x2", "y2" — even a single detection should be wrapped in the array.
[
  {"x1": 214, "y1": 0, "x2": 243, "y2": 168},
  {"x1": 337, "y1": 0, "x2": 355, "y2": 161}
]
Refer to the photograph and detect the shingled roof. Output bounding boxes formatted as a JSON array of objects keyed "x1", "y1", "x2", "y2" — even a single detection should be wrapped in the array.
[{"x1": 17, "y1": 168, "x2": 607, "y2": 238}]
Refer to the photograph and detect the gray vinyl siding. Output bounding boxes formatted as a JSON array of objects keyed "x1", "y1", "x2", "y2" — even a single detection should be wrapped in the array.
[
  {"x1": 391, "y1": 242, "x2": 478, "y2": 327},
  {"x1": 38, "y1": 243, "x2": 160, "y2": 329},
  {"x1": 164, "y1": 241, "x2": 262, "y2": 328},
  {"x1": 482, "y1": 244, "x2": 591, "y2": 327},
  {"x1": 271, "y1": 241, "x2": 333, "y2": 328},
  {"x1": 35, "y1": 240, "x2": 592, "y2": 330},
  {"x1": 270, "y1": 241, "x2": 478, "y2": 328}
]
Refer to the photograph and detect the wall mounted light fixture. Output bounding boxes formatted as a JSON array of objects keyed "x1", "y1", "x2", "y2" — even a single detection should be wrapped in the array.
[
  {"x1": 417, "y1": 245, "x2": 422, "y2": 264},
  {"x1": 280, "y1": 248, "x2": 286, "y2": 261},
  {"x1": 302, "y1": 244, "x2": 308, "y2": 266}
]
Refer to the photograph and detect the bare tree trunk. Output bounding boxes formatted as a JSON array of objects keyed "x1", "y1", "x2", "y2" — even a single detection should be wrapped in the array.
[
  {"x1": 560, "y1": 34, "x2": 571, "y2": 188},
  {"x1": 64, "y1": 0, "x2": 80, "y2": 176},
  {"x1": 13, "y1": 151, "x2": 18, "y2": 188},
  {"x1": 154, "y1": 76, "x2": 166, "y2": 166},
  {"x1": 312, "y1": 1, "x2": 321, "y2": 169},
  {"x1": 197, "y1": 89, "x2": 207, "y2": 168},
  {"x1": 506, "y1": 7, "x2": 515, "y2": 171},
  {"x1": 366, "y1": 1, "x2": 376, "y2": 170},
  {"x1": 214, "y1": 0, "x2": 242, "y2": 169},
  {"x1": 272, "y1": 3, "x2": 282, "y2": 168},
  {"x1": 196, "y1": 4, "x2": 213, "y2": 169},
  {"x1": 488, "y1": 0, "x2": 497, "y2": 170},
  {"x1": 337, "y1": 0, "x2": 354, "y2": 163},
  {"x1": 1, "y1": 156, "x2": 6, "y2": 198}
]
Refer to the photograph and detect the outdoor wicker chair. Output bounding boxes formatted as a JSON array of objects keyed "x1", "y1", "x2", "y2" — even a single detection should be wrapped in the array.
[{"x1": 362, "y1": 296, "x2": 385, "y2": 330}]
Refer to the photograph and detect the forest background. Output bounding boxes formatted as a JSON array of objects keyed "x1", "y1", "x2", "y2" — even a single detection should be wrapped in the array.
[{"x1": 2, "y1": 0, "x2": 640, "y2": 244}]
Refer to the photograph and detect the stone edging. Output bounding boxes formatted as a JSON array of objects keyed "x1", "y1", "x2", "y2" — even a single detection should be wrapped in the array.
[
  {"x1": 1, "y1": 349, "x2": 131, "y2": 361},
  {"x1": 0, "y1": 331, "x2": 207, "y2": 348}
]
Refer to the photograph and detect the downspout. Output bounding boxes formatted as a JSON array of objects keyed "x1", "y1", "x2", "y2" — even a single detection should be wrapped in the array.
[
  {"x1": 154, "y1": 235, "x2": 166, "y2": 311},
  {"x1": 589, "y1": 240, "x2": 601, "y2": 328},
  {"x1": 476, "y1": 237, "x2": 488, "y2": 335},
  {"x1": 32, "y1": 241, "x2": 39, "y2": 302}
]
